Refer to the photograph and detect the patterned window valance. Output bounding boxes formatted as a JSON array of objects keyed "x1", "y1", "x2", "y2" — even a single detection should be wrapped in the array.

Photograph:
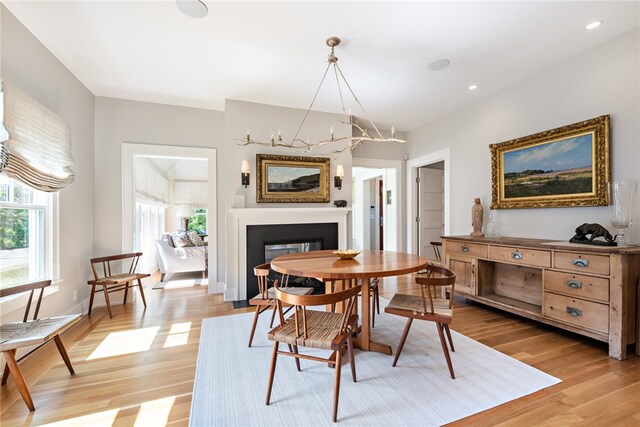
[{"x1": 0, "y1": 81, "x2": 75, "y2": 192}]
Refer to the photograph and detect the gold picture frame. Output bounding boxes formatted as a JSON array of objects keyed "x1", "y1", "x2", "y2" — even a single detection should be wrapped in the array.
[
  {"x1": 490, "y1": 115, "x2": 610, "y2": 209},
  {"x1": 256, "y1": 154, "x2": 330, "y2": 203}
]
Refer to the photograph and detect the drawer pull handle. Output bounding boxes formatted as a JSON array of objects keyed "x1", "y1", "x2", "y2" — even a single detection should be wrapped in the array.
[
  {"x1": 566, "y1": 307, "x2": 582, "y2": 317},
  {"x1": 461, "y1": 245, "x2": 470, "y2": 253},
  {"x1": 511, "y1": 251, "x2": 524, "y2": 260},
  {"x1": 567, "y1": 280, "x2": 583, "y2": 289},
  {"x1": 572, "y1": 258, "x2": 589, "y2": 268}
]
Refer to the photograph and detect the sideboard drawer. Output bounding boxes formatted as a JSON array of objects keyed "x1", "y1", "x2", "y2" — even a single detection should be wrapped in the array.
[
  {"x1": 489, "y1": 245, "x2": 551, "y2": 268},
  {"x1": 554, "y1": 252, "x2": 610, "y2": 276},
  {"x1": 447, "y1": 242, "x2": 487, "y2": 258},
  {"x1": 543, "y1": 292, "x2": 608, "y2": 334},
  {"x1": 544, "y1": 270, "x2": 609, "y2": 303}
]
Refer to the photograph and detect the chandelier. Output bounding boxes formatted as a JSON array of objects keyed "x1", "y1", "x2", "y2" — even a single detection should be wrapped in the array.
[{"x1": 237, "y1": 37, "x2": 406, "y2": 154}]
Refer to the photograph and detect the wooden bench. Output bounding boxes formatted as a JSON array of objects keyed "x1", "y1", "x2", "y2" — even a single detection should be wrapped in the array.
[
  {"x1": 1, "y1": 280, "x2": 81, "y2": 411},
  {"x1": 88, "y1": 252, "x2": 150, "y2": 319}
]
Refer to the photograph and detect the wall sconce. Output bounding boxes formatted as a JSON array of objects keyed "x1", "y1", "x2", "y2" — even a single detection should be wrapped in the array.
[
  {"x1": 334, "y1": 164, "x2": 345, "y2": 190},
  {"x1": 241, "y1": 160, "x2": 250, "y2": 188}
]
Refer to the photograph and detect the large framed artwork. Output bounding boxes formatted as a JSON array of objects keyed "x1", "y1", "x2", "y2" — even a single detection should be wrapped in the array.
[
  {"x1": 490, "y1": 115, "x2": 610, "y2": 209},
  {"x1": 256, "y1": 154, "x2": 330, "y2": 203}
]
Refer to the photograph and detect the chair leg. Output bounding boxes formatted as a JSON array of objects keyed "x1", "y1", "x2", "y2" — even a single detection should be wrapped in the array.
[
  {"x1": 392, "y1": 318, "x2": 413, "y2": 367},
  {"x1": 371, "y1": 293, "x2": 376, "y2": 329},
  {"x1": 3, "y1": 350, "x2": 35, "y2": 411},
  {"x1": 88, "y1": 284, "x2": 96, "y2": 315},
  {"x1": 375, "y1": 285, "x2": 380, "y2": 314},
  {"x1": 291, "y1": 345, "x2": 301, "y2": 372},
  {"x1": 1, "y1": 350, "x2": 15, "y2": 385},
  {"x1": 444, "y1": 324, "x2": 455, "y2": 352},
  {"x1": 269, "y1": 306, "x2": 277, "y2": 328},
  {"x1": 436, "y1": 322, "x2": 456, "y2": 379},
  {"x1": 102, "y1": 285, "x2": 113, "y2": 319},
  {"x1": 347, "y1": 335, "x2": 356, "y2": 382},
  {"x1": 54, "y1": 335, "x2": 75, "y2": 375},
  {"x1": 123, "y1": 282, "x2": 129, "y2": 305},
  {"x1": 137, "y1": 279, "x2": 147, "y2": 308},
  {"x1": 248, "y1": 306, "x2": 261, "y2": 347},
  {"x1": 332, "y1": 346, "x2": 342, "y2": 422},
  {"x1": 265, "y1": 341, "x2": 279, "y2": 405}
]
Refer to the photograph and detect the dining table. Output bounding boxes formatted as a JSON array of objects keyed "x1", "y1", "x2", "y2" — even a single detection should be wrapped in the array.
[{"x1": 270, "y1": 249, "x2": 429, "y2": 355}]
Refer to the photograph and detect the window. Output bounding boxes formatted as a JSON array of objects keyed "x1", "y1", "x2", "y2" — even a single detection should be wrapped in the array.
[
  {"x1": 187, "y1": 208, "x2": 207, "y2": 234},
  {"x1": 0, "y1": 176, "x2": 53, "y2": 290}
]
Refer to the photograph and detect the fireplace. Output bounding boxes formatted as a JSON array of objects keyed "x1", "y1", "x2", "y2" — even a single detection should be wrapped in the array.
[{"x1": 246, "y1": 223, "x2": 338, "y2": 299}]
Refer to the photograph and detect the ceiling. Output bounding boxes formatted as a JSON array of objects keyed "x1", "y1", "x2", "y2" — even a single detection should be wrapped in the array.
[
  {"x1": 4, "y1": 1, "x2": 639, "y2": 131},
  {"x1": 144, "y1": 157, "x2": 208, "y2": 181}
]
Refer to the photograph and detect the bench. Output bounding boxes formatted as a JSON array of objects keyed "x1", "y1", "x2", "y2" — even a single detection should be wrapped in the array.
[
  {"x1": 0, "y1": 280, "x2": 81, "y2": 411},
  {"x1": 88, "y1": 252, "x2": 150, "y2": 319}
]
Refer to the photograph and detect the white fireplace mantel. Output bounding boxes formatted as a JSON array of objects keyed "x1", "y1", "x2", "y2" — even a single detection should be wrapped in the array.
[{"x1": 225, "y1": 207, "x2": 351, "y2": 301}]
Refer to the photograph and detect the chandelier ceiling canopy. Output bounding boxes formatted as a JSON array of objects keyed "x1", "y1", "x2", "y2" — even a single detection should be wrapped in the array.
[{"x1": 237, "y1": 37, "x2": 406, "y2": 155}]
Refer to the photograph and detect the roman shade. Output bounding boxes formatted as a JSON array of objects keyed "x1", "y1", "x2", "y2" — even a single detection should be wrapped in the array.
[{"x1": 0, "y1": 81, "x2": 75, "y2": 192}]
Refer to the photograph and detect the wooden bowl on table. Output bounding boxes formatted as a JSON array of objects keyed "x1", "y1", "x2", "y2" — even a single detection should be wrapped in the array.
[{"x1": 333, "y1": 250, "x2": 361, "y2": 260}]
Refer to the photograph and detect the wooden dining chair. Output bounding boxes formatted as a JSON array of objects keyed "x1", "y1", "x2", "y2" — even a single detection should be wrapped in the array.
[
  {"x1": 247, "y1": 263, "x2": 314, "y2": 347},
  {"x1": 430, "y1": 241, "x2": 443, "y2": 261},
  {"x1": 1, "y1": 280, "x2": 82, "y2": 411},
  {"x1": 87, "y1": 252, "x2": 150, "y2": 319},
  {"x1": 266, "y1": 281, "x2": 361, "y2": 423},
  {"x1": 384, "y1": 265, "x2": 457, "y2": 379}
]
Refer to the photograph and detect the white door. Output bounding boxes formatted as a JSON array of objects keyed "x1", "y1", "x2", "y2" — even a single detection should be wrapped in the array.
[{"x1": 418, "y1": 167, "x2": 444, "y2": 259}]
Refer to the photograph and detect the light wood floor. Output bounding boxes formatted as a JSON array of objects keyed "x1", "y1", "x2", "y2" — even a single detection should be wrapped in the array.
[{"x1": 1, "y1": 273, "x2": 639, "y2": 426}]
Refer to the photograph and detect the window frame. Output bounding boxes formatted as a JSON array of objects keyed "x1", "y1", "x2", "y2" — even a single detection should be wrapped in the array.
[{"x1": 0, "y1": 177, "x2": 60, "y2": 311}]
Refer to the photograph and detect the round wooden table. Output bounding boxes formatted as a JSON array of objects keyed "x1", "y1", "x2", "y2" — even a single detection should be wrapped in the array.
[{"x1": 271, "y1": 250, "x2": 429, "y2": 355}]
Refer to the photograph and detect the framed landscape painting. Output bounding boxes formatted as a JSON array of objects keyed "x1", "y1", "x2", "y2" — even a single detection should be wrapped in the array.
[
  {"x1": 491, "y1": 115, "x2": 610, "y2": 209},
  {"x1": 256, "y1": 154, "x2": 330, "y2": 203}
]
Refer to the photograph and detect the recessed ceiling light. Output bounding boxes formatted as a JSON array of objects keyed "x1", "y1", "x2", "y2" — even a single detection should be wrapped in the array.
[
  {"x1": 468, "y1": 84, "x2": 478, "y2": 91},
  {"x1": 177, "y1": 0, "x2": 208, "y2": 19},
  {"x1": 586, "y1": 21, "x2": 602, "y2": 30},
  {"x1": 427, "y1": 58, "x2": 451, "y2": 71}
]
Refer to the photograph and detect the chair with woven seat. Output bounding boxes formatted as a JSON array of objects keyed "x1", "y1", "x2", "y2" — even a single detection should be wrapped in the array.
[
  {"x1": 266, "y1": 281, "x2": 361, "y2": 423},
  {"x1": 384, "y1": 265, "x2": 457, "y2": 378},
  {"x1": 247, "y1": 263, "x2": 314, "y2": 347},
  {"x1": 87, "y1": 252, "x2": 150, "y2": 319},
  {"x1": 1, "y1": 280, "x2": 82, "y2": 411}
]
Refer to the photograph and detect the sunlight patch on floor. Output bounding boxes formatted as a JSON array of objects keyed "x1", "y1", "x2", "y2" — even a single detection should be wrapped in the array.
[
  {"x1": 39, "y1": 408, "x2": 119, "y2": 427},
  {"x1": 87, "y1": 326, "x2": 160, "y2": 360},
  {"x1": 163, "y1": 322, "x2": 192, "y2": 348},
  {"x1": 133, "y1": 396, "x2": 176, "y2": 427}
]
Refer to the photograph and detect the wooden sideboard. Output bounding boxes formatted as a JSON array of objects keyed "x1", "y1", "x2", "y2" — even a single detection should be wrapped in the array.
[{"x1": 442, "y1": 235, "x2": 640, "y2": 360}]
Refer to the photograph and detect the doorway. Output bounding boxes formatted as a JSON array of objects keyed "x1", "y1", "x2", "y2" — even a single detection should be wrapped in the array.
[
  {"x1": 351, "y1": 158, "x2": 402, "y2": 252},
  {"x1": 122, "y1": 143, "x2": 218, "y2": 292},
  {"x1": 406, "y1": 148, "x2": 450, "y2": 255}
]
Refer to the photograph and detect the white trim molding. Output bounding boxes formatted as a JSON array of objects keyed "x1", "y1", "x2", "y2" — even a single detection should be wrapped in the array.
[{"x1": 122, "y1": 143, "x2": 218, "y2": 292}]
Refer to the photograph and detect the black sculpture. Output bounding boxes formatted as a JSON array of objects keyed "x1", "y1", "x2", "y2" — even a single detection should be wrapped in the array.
[
  {"x1": 333, "y1": 200, "x2": 347, "y2": 208},
  {"x1": 570, "y1": 223, "x2": 617, "y2": 246}
]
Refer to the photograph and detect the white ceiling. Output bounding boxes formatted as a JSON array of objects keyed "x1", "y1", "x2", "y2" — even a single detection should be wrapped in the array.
[
  {"x1": 145, "y1": 157, "x2": 208, "y2": 181},
  {"x1": 4, "y1": 1, "x2": 639, "y2": 131}
]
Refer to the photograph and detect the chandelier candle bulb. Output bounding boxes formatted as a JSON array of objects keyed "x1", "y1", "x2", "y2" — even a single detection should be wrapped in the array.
[{"x1": 391, "y1": 126, "x2": 395, "y2": 139}]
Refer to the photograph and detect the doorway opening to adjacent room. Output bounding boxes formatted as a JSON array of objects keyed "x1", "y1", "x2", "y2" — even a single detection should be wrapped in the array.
[
  {"x1": 407, "y1": 148, "x2": 450, "y2": 257},
  {"x1": 351, "y1": 158, "x2": 402, "y2": 252},
  {"x1": 122, "y1": 143, "x2": 218, "y2": 292}
]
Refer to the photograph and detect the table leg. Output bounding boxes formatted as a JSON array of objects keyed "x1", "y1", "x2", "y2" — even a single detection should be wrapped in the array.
[{"x1": 360, "y1": 278, "x2": 371, "y2": 351}]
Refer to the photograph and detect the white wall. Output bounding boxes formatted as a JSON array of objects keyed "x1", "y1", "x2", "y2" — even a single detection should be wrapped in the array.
[
  {"x1": 1, "y1": 6, "x2": 95, "y2": 320},
  {"x1": 407, "y1": 28, "x2": 640, "y2": 243}
]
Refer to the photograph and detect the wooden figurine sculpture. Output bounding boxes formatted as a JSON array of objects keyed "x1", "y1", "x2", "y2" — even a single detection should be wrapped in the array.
[
  {"x1": 570, "y1": 223, "x2": 617, "y2": 246},
  {"x1": 471, "y1": 198, "x2": 484, "y2": 237}
]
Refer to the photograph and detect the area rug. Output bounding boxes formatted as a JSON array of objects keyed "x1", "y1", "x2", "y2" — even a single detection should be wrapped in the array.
[
  {"x1": 152, "y1": 272, "x2": 207, "y2": 290},
  {"x1": 190, "y1": 300, "x2": 560, "y2": 426}
]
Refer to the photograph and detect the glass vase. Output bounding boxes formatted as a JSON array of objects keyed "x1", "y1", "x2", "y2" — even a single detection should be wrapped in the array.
[{"x1": 608, "y1": 180, "x2": 638, "y2": 246}]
